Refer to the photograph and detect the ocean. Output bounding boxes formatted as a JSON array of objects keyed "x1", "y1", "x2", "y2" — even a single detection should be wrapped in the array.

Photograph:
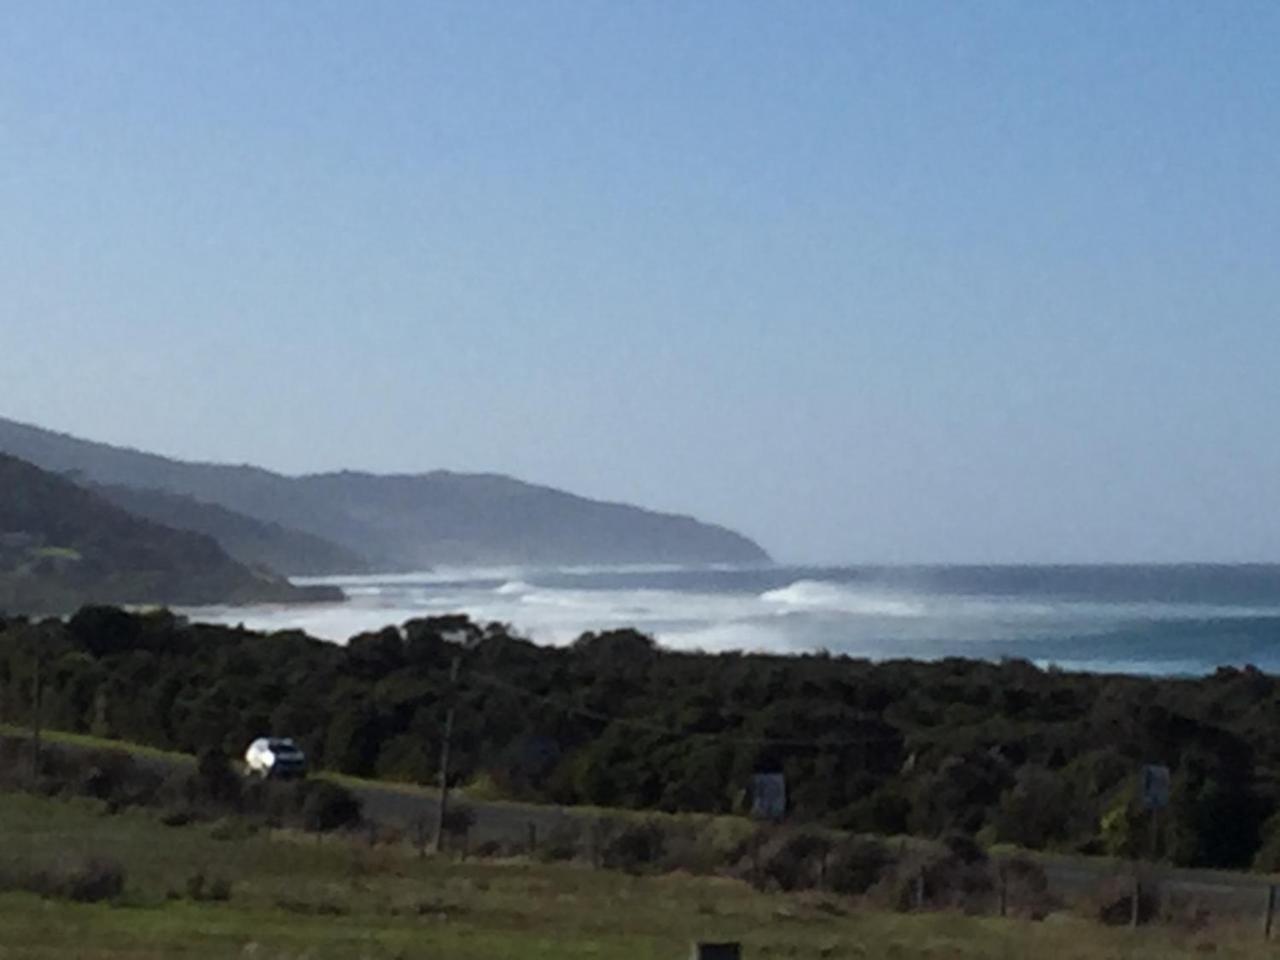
[
  {"x1": 182, "y1": 563, "x2": 1280, "y2": 677},
  {"x1": 185, "y1": 563, "x2": 1280, "y2": 675}
]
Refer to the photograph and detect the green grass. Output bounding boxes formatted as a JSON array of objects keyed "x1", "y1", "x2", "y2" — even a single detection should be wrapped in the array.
[
  {"x1": 0, "y1": 791, "x2": 1276, "y2": 959},
  {"x1": 0, "y1": 724, "x2": 194, "y2": 767}
]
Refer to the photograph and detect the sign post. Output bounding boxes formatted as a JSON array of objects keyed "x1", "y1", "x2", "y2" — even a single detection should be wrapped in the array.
[
  {"x1": 1130, "y1": 763, "x2": 1171, "y2": 928},
  {"x1": 750, "y1": 773, "x2": 786, "y2": 823},
  {"x1": 1139, "y1": 764, "x2": 1171, "y2": 861}
]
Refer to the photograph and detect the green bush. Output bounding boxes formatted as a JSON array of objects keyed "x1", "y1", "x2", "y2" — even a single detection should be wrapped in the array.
[
  {"x1": 756, "y1": 829, "x2": 834, "y2": 892},
  {"x1": 602, "y1": 820, "x2": 666, "y2": 874},
  {"x1": 184, "y1": 871, "x2": 232, "y2": 902},
  {"x1": 440, "y1": 804, "x2": 476, "y2": 837},
  {"x1": 0, "y1": 856, "x2": 126, "y2": 903},
  {"x1": 827, "y1": 837, "x2": 894, "y2": 895},
  {"x1": 301, "y1": 781, "x2": 362, "y2": 832}
]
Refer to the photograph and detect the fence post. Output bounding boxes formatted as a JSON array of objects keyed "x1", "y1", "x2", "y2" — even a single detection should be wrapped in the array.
[
  {"x1": 1129, "y1": 874, "x2": 1140, "y2": 929},
  {"x1": 998, "y1": 861, "x2": 1007, "y2": 918},
  {"x1": 1265, "y1": 884, "x2": 1276, "y2": 940},
  {"x1": 590, "y1": 820, "x2": 602, "y2": 869},
  {"x1": 415, "y1": 818, "x2": 427, "y2": 859},
  {"x1": 915, "y1": 868, "x2": 926, "y2": 911},
  {"x1": 527, "y1": 821, "x2": 537, "y2": 855},
  {"x1": 691, "y1": 943, "x2": 741, "y2": 960}
]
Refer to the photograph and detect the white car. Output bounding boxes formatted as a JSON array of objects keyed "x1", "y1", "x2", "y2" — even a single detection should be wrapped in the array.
[{"x1": 244, "y1": 737, "x2": 307, "y2": 779}]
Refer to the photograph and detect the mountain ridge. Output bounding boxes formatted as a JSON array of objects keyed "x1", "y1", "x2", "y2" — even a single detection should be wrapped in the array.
[
  {"x1": 0, "y1": 453, "x2": 332, "y2": 613},
  {"x1": 0, "y1": 416, "x2": 770, "y2": 571},
  {"x1": 92, "y1": 483, "x2": 369, "y2": 577}
]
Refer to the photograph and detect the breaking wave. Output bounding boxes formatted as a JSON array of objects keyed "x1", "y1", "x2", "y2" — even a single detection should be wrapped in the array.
[
  {"x1": 760, "y1": 580, "x2": 926, "y2": 617},
  {"x1": 186, "y1": 563, "x2": 1280, "y2": 676}
]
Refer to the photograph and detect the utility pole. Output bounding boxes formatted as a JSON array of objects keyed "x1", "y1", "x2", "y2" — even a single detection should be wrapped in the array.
[
  {"x1": 434, "y1": 652, "x2": 461, "y2": 853},
  {"x1": 29, "y1": 643, "x2": 42, "y2": 787}
]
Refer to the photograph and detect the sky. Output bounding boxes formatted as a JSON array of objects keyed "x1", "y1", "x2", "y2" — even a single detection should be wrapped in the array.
[{"x1": 2, "y1": 1, "x2": 1278, "y2": 564}]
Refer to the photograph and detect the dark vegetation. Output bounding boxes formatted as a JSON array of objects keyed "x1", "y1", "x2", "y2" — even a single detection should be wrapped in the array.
[
  {"x1": 0, "y1": 854, "x2": 125, "y2": 903},
  {"x1": 0, "y1": 454, "x2": 338, "y2": 613},
  {"x1": 0, "y1": 415, "x2": 769, "y2": 569},
  {"x1": 0, "y1": 734, "x2": 363, "y2": 836},
  {"x1": 2, "y1": 607, "x2": 1279, "y2": 872}
]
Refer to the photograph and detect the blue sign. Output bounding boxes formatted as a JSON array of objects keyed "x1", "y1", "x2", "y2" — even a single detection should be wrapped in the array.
[{"x1": 750, "y1": 773, "x2": 787, "y2": 821}]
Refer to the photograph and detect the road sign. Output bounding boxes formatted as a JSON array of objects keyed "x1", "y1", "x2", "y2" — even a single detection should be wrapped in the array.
[
  {"x1": 1140, "y1": 764, "x2": 1171, "y2": 810},
  {"x1": 750, "y1": 773, "x2": 786, "y2": 822}
]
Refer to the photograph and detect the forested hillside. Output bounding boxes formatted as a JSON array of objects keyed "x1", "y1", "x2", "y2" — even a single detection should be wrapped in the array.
[
  {"x1": 93, "y1": 484, "x2": 367, "y2": 576},
  {"x1": 0, "y1": 455, "x2": 333, "y2": 612},
  {"x1": 0, "y1": 416, "x2": 769, "y2": 569},
  {"x1": 2, "y1": 605, "x2": 1277, "y2": 871}
]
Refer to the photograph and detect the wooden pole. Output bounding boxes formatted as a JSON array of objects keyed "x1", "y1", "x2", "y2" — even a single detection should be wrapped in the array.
[
  {"x1": 433, "y1": 653, "x2": 461, "y2": 853},
  {"x1": 998, "y1": 861, "x2": 1008, "y2": 918},
  {"x1": 691, "y1": 944, "x2": 741, "y2": 960},
  {"x1": 1130, "y1": 873, "x2": 1140, "y2": 929},
  {"x1": 29, "y1": 646, "x2": 42, "y2": 787},
  {"x1": 750, "y1": 830, "x2": 762, "y2": 888},
  {"x1": 1265, "y1": 884, "x2": 1276, "y2": 941}
]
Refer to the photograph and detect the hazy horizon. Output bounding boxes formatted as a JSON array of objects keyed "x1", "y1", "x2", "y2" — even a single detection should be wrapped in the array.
[{"x1": 4, "y1": 3, "x2": 1278, "y2": 565}]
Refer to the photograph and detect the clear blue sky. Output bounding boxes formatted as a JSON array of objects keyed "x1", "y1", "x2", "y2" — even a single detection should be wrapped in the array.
[{"x1": 3, "y1": 2, "x2": 1278, "y2": 563}]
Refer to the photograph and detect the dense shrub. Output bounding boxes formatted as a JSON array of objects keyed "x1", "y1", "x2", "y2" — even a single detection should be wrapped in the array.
[
  {"x1": 826, "y1": 837, "x2": 895, "y2": 895},
  {"x1": 871, "y1": 841, "x2": 995, "y2": 913},
  {"x1": 440, "y1": 804, "x2": 476, "y2": 837},
  {"x1": 999, "y1": 855, "x2": 1054, "y2": 920},
  {"x1": 1089, "y1": 873, "x2": 1160, "y2": 926},
  {"x1": 537, "y1": 823, "x2": 582, "y2": 863},
  {"x1": 184, "y1": 871, "x2": 233, "y2": 902},
  {"x1": 0, "y1": 856, "x2": 126, "y2": 903},
  {"x1": 754, "y1": 829, "x2": 834, "y2": 892},
  {"x1": 602, "y1": 820, "x2": 666, "y2": 874},
  {"x1": 193, "y1": 747, "x2": 241, "y2": 809},
  {"x1": 300, "y1": 781, "x2": 362, "y2": 832}
]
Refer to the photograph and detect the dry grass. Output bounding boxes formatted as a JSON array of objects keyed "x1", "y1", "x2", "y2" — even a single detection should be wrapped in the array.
[{"x1": 0, "y1": 791, "x2": 1277, "y2": 959}]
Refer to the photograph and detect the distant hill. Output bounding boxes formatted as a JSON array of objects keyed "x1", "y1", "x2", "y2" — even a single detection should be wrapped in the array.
[
  {"x1": 0, "y1": 416, "x2": 770, "y2": 571},
  {"x1": 92, "y1": 484, "x2": 368, "y2": 577},
  {"x1": 0, "y1": 453, "x2": 335, "y2": 614}
]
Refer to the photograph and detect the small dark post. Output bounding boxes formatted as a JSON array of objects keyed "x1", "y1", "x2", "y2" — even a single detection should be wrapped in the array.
[
  {"x1": 590, "y1": 819, "x2": 604, "y2": 869},
  {"x1": 526, "y1": 821, "x2": 537, "y2": 855},
  {"x1": 691, "y1": 943, "x2": 741, "y2": 960},
  {"x1": 434, "y1": 653, "x2": 462, "y2": 853},
  {"x1": 998, "y1": 861, "x2": 1008, "y2": 918},
  {"x1": 367, "y1": 819, "x2": 377, "y2": 848},
  {"x1": 415, "y1": 817, "x2": 428, "y2": 859},
  {"x1": 1130, "y1": 874, "x2": 1141, "y2": 929},
  {"x1": 914, "y1": 868, "x2": 926, "y2": 911},
  {"x1": 29, "y1": 647, "x2": 42, "y2": 786},
  {"x1": 1265, "y1": 884, "x2": 1277, "y2": 940}
]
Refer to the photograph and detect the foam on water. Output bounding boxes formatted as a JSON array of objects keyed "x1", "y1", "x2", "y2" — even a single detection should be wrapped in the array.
[
  {"x1": 760, "y1": 579, "x2": 927, "y2": 617},
  {"x1": 183, "y1": 563, "x2": 1280, "y2": 676}
]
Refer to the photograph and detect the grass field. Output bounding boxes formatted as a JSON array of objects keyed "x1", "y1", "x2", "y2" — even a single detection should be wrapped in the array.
[{"x1": 0, "y1": 790, "x2": 1277, "y2": 960}]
